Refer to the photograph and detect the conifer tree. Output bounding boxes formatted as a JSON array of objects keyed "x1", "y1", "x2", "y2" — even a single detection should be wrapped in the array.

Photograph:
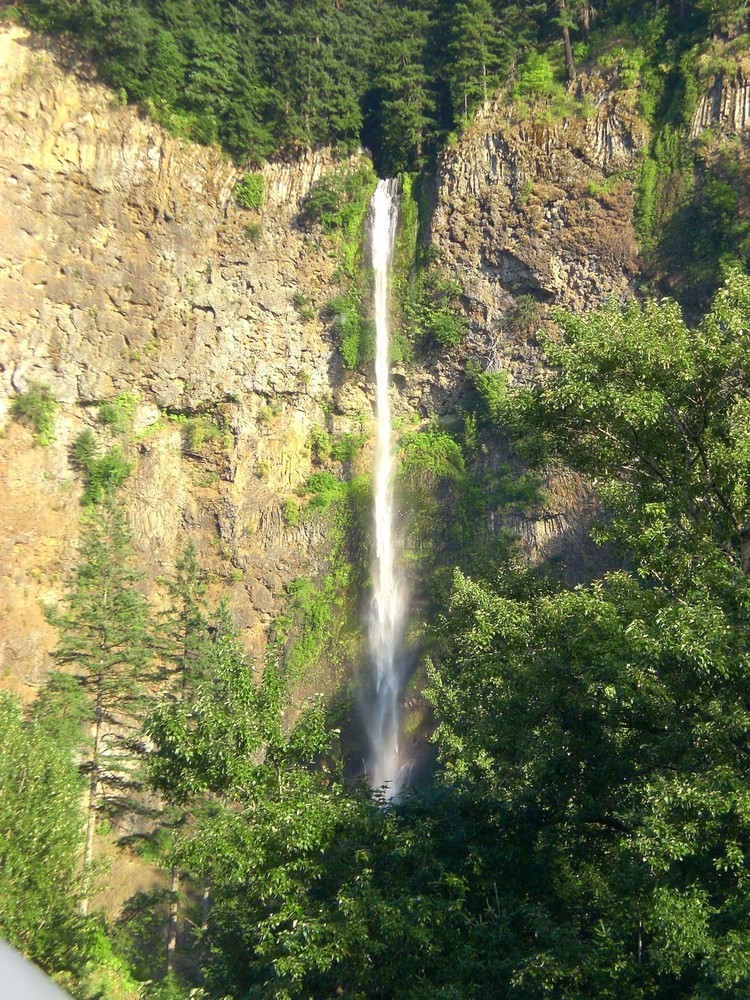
[
  {"x1": 446, "y1": 0, "x2": 500, "y2": 117},
  {"x1": 51, "y1": 493, "x2": 153, "y2": 914},
  {"x1": 374, "y1": 3, "x2": 436, "y2": 172},
  {"x1": 146, "y1": 594, "x2": 271, "y2": 968},
  {"x1": 151, "y1": 540, "x2": 214, "y2": 972}
]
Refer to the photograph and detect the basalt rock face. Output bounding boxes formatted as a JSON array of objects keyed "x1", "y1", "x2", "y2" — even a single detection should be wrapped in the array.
[
  {"x1": 0, "y1": 26, "x2": 650, "y2": 688},
  {"x1": 0, "y1": 26, "x2": 361, "y2": 689},
  {"x1": 424, "y1": 85, "x2": 648, "y2": 576},
  {"x1": 691, "y1": 61, "x2": 750, "y2": 136},
  {"x1": 430, "y1": 88, "x2": 646, "y2": 383}
]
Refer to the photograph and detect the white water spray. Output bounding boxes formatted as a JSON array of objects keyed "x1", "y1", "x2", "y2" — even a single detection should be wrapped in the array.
[{"x1": 365, "y1": 178, "x2": 406, "y2": 799}]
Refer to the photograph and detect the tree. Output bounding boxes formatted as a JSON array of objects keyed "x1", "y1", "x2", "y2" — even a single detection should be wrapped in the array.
[
  {"x1": 446, "y1": 0, "x2": 500, "y2": 118},
  {"x1": 148, "y1": 540, "x2": 215, "y2": 972},
  {"x1": 51, "y1": 493, "x2": 153, "y2": 914},
  {"x1": 422, "y1": 271, "x2": 750, "y2": 996},
  {"x1": 372, "y1": 2, "x2": 436, "y2": 173},
  {"x1": 507, "y1": 268, "x2": 750, "y2": 587},
  {"x1": 555, "y1": 0, "x2": 577, "y2": 82},
  {"x1": 146, "y1": 595, "x2": 276, "y2": 971},
  {"x1": 0, "y1": 691, "x2": 88, "y2": 980}
]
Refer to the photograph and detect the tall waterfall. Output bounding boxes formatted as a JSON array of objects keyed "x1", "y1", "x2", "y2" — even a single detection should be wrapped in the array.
[{"x1": 365, "y1": 178, "x2": 405, "y2": 799}]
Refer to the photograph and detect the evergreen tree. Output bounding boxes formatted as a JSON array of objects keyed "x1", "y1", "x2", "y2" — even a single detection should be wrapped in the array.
[
  {"x1": 146, "y1": 595, "x2": 273, "y2": 970},
  {"x1": 373, "y1": 2, "x2": 436, "y2": 172},
  {"x1": 51, "y1": 493, "x2": 153, "y2": 914},
  {"x1": 150, "y1": 540, "x2": 214, "y2": 973},
  {"x1": 446, "y1": 0, "x2": 500, "y2": 118}
]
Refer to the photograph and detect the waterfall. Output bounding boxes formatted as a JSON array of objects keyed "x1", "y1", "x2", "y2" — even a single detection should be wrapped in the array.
[{"x1": 365, "y1": 178, "x2": 406, "y2": 799}]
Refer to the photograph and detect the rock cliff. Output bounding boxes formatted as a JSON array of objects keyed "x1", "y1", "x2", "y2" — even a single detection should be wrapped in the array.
[
  {"x1": 0, "y1": 25, "x2": 649, "y2": 692},
  {"x1": 430, "y1": 87, "x2": 646, "y2": 379},
  {"x1": 423, "y1": 83, "x2": 647, "y2": 575},
  {"x1": 0, "y1": 26, "x2": 362, "y2": 690}
]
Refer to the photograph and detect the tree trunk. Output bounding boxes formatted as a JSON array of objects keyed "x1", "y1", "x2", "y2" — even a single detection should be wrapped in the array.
[
  {"x1": 80, "y1": 680, "x2": 104, "y2": 917},
  {"x1": 582, "y1": 1, "x2": 591, "y2": 41},
  {"x1": 562, "y1": 25, "x2": 576, "y2": 82},
  {"x1": 201, "y1": 875, "x2": 211, "y2": 933},
  {"x1": 166, "y1": 866, "x2": 180, "y2": 973},
  {"x1": 559, "y1": 0, "x2": 577, "y2": 83}
]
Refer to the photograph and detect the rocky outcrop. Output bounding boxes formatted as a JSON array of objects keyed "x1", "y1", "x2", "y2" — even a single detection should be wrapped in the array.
[
  {"x1": 0, "y1": 27, "x2": 650, "y2": 690},
  {"x1": 430, "y1": 90, "x2": 646, "y2": 386},
  {"x1": 423, "y1": 87, "x2": 647, "y2": 569},
  {"x1": 0, "y1": 26, "x2": 363, "y2": 688},
  {"x1": 691, "y1": 68, "x2": 750, "y2": 136}
]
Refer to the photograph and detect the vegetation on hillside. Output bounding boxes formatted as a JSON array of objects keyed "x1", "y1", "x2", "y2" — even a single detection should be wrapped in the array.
[
  {"x1": 12, "y1": 0, "x2": 750, "y2": 301},
  {"x1": 8, "y1": 269, "x2": 750, "y2": 999},
  {"x1": 7, "y1": 0, "x2": 750, "y2": 996}
]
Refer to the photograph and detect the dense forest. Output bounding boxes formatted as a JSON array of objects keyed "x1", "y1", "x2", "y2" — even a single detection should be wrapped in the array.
[
  {"x1": 13, "y1": 0, "x2": 748, "y2": 171},
  {"x1": 14, "y1": 0, "x2": 750, "y2": 300},
  {"x1": 5, "y1": 0, "x2": 750, "y2": 997}
]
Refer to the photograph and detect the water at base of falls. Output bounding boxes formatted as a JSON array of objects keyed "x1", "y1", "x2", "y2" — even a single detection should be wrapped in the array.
[{"x1": 364, "y1": 178, "x2": 406, "y2": 801}]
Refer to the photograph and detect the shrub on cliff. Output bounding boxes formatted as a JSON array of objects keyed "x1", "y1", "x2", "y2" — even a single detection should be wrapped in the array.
[{"x1": 10, "y1": 381, "x2": 56, "y2": 445}]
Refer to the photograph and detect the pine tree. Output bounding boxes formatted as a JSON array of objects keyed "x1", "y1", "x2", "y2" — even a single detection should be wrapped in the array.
[
  {"x1": 446, "y1": 0, "x2": 500, "y2": 118},
  {"x1": 374, "y1": 2, "x2": 436, "y2": 172},
  {"x1": 51, "y1": 493, "x2": 153, "y2": 915},
  {"x1": 152, "y1": 540, "x2": 214, "y2": 973},
  {"x1": 147, "y1": 592, "x2": 270, "y2": 970}
]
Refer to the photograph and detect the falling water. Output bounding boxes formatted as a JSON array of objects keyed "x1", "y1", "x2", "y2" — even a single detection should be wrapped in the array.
[{"x1": 365, "y1": 178, "x2": 405, "y2": 799}]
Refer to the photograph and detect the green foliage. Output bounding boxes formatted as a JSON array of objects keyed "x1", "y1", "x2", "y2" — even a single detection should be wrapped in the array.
[
  {"x1": 0, "y1": 692, "x2": 88, "y2": 979},
  {"x1": 509, "y1": 270, "x2": 750, "y2": 582},
  {"x1": 81, "y1": 445, "x2": 132, "y2": 505},
  {"x1": 331, "y1": 431, "x2": 366, "y2": 463},
  {"x1": 301, "y1": 165, "x2": 377, "y2": 236},
  {"x1": 396, "y1": 420, "x2": 532, "y2": 587},
  {"x1": 468, "y1": 362, "x2": 510, "y2": 424},
  {"x1": 428, "y1": 309, "x2": 467, "y2": 347},
  {"x1": 70, "y1": 428, "x2": 98, "y2": 470},
  {"x1": 110, "y1": 890, "x2": 173, "y2": 984},
  {"x1": 271, "y1": 575, "x2": 343, "y2": 682},
  {"x1": 305, "y1": 164, "x2": 376, "y2": 372},
  {"x1": 446, "y1": 0, "x2": 501, "y2": 118},
  {"x1": 513, "y1": 51, "x2": 558, "y2": 99},
  {"x1": 10, "y1": 381, "x2": 56, "y2": 445},
  {"x1": 183, "y1": 414, "x2": 224, "y2": 453},
  {"x1": 51, "y1": 493, "x2": 153, "y2": 903},
  {"x1": 406, "y1": 263, "x2": 468, "y2": 349},
  {"x1": 410, "y1": 275, "x2": 750, "y2": 999},
  {"x1": 389, "y1": 172, "x2": 420, "y2": 363},
  {"x1": 505, "y1": 292, "x2": 543, "y2": 335},
  {"x1": 310, "y1": 426, "x2": 365, "y2": 465},
  {"x1": 302, "y1": 470, "x2": 350, "y2": 513},
  {"x1": 636, "y1": 124, "x2": 691, "y2": 249},
  {"x1": 310, "y1": 425, "x2": 333, "y2": 464},
  {"x1": 399, "y1": 426, "x2": 465, "y2": 482},
  {"x1": 282, "y1": 499, "x2": 300, "y2": 527},
  {"x1": 71, "y1": 423, "x2": 133, "y2": 504},
  {"x1": 147, "y1": 600, "x2": 267, "y2": 803},
  {"x1": 98, "y1": 391, "x2": 138, "y2": 433},
  {"x1": 234, "y1": 172, "x2": 264, "y2": 210},
  {"x1": 268, "y1": 466, "x2": 367, "y2": 689},
  {"x1": 327, "y1": 291, "x2": 375, "y2": 370}
]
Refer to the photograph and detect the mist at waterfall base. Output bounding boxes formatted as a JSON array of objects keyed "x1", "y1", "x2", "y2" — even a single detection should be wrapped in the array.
[{"x1": 362, "y1": 179, "x2": 409, "y2": 801}]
